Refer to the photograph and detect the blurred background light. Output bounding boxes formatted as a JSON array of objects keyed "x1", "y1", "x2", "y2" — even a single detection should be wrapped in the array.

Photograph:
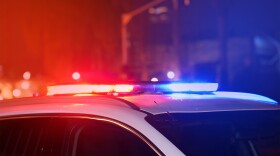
[
  {"x1": 72, "y1": 72, "x2": 81, "y2": 80},
  {"x1": 21, "y1": 81, "x2": 30, "y2": 90},
  {"x1": 151, "y1": 77, "x2": 159, "y2": 82},
  {"x1": 184, "y1": 0, "x2": 190, "y2": 6},
  {"x1": 167, "y1": 71, "x2": 175, "y2": 79},
  {"x1": 148, "y1": 6, "x2": 168, "y2": 15},
  {"x1": 23, "y1": 71, "x2": 31, "y2": 80},
  {"x1": 12, "y1": 89, "x2": 21, "y2": 97}
]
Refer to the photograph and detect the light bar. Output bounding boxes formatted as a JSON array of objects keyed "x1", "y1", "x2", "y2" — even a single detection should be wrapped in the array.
[
  {"x1": 47, "y1": 82, "x2": 218, "y2": 95},
  {"x1": 47, "y1": 84, "x2": 134, "y2": 95}
]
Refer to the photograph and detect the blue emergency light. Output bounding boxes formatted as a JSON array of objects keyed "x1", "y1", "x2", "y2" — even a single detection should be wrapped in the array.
[{"x1": 159, "y1": 83, "x2": 218, "y2": 92}]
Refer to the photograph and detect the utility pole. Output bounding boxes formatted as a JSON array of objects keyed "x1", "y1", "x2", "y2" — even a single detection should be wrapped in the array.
[
  {"x1": 121, "y1": 0, "x2": 165, "y2": 79},
  {"x1": 171, "y1": 0, "x2": 180, "y2": 79},
  {"x1": 121, "y1": 0, "x2": 189, "y2": 80},
  {"x1": 216, "y1": 0, "x2": 228, "y2": 89}
]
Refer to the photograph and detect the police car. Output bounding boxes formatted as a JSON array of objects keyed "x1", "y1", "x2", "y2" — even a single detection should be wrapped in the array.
[{"x1": 0, "y1": 82, "x2": 279, "y2": 156}]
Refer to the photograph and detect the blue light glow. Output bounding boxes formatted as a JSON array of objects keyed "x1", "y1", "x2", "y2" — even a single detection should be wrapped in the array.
[{"x1": 162, "y1": 83, "x2": 218, "y2": 92}]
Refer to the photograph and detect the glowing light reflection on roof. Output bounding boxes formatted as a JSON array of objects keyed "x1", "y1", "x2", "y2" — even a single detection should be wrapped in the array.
[{"x1": 215, "y1": 92, "x2": 278, "y2": 104}]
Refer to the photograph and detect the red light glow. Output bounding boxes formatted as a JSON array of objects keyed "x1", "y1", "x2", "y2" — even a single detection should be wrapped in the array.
[
  {"x1": 47, "y1": 84, "x2": 134, "y2": 95},
  {"x1": 47, "y1": 85, "x2": 93, "y2": 95},
  {"x1": 114, "y1": 85, "x2": 134, "y2": 92},
  {"x1": 92, "y1": 85, "x2": 114, "y2": 92}
]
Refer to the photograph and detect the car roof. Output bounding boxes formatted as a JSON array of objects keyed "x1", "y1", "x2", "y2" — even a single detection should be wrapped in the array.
[
  {"x1": 121, "y1": 91, "x2": 279, "y2": 114},
  {"x1": 0, "y1": 95, "x2": 137, "y2": 115},
  {"x1": 0, "y1": 95, "x2": 149, "y2": 130},
  {"x1": 0, "y1": 92, "x2": 278, "y2": 117}
]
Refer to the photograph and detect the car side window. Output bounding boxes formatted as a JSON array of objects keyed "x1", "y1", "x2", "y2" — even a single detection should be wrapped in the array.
[
  {"x1": 0, "y1": 117, "x2": 158, "y2": 156},
  {"x1": 0, "y1": 118, "x2": 69, "y2": 156},
  {"x1": 0, "y1": 118, "x2": 70, "y2": 156},
  {"x1": 73, "y1": 120, "x2": 158, "y2": 156}
]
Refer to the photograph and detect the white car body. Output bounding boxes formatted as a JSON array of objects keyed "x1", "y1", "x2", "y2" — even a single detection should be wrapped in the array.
[{"x1": 0, "y1": 91, "x2": 279, "y2": 156}]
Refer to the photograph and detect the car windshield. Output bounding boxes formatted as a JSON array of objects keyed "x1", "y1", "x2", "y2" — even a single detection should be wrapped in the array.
[{"x1": 146, "y1": 110, "x2": 280, "y2": 156}]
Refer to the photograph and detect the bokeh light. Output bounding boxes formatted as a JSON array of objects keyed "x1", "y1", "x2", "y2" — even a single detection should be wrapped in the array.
[
  {"x1": 21, "y1": 81, "x2": 30, "y2": 90},
  {"x1": 72, "y1": 72, "x2": 80, "y2": 80},
  {"x1": 23, "y1": 71, "x2": 31, "y2": 80},
  {"x1": 151, "y1": 77, "x2": 159, "y2": 82},
  {"x1": 167, "y1": 71, "x2": 175, "y2": 79},
  {"x1": 12, "y1": 89, "x2": 21, "y2": 97}
]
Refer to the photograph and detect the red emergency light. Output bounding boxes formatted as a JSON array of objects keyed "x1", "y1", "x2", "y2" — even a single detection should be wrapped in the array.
[{"x1": 47, "y1": 84, "x2": 134, "y2": 95}]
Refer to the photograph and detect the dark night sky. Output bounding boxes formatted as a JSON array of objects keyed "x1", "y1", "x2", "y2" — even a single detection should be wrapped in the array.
[{"x1": 179, "y1": 0, "x2": 280, "y2": 39}]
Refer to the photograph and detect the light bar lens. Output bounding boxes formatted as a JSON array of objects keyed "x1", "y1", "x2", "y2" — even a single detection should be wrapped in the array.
[
  {"x1": 164, "y1": 83, "x2": 218, "y2": 92},
  {"x1": 47, "y1": 84, "x2": 134, "y2": 95},
  {"x1": 114, "y1": 85, "x2": 134, "y2": 92},
  {"x1": 92, "y1": 85, "x2": 114, "y2": 92},
  {"x1": 47, "y1": 85, "x2": 94, "y2": 95}
]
